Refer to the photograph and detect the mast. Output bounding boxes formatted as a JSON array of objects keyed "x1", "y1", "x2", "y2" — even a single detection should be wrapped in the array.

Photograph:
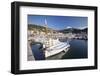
[
  {"x1": 45, "y1": 18, "x2": 48, "y2": 34},
  {"x1": 44, "y1": 18, "x2": 49, "y2": 47},
  {"x1": 44, "y1": 18, "x2": 54, "y2": 47}
]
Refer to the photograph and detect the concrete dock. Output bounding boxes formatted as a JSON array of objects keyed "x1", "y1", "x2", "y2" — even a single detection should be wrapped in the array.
[{"x1": 27, "y1": 41, "x2": 35, "y2": 61}]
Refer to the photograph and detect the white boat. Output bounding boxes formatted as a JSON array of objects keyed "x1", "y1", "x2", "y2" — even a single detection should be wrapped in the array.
[
  {"x1": 43, "y1": 18, "x2": 70, "y2": 58},
  {"x1": 44, "y1": 38, "x2": 70, "y2": 58}
]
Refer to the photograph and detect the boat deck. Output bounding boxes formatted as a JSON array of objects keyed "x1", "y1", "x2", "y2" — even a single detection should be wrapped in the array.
[{"x1": 45, "y1": 42, "x2": 70, "y2": 57}]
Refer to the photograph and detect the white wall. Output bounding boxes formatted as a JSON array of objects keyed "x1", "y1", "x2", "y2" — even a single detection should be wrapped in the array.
[{"x1": 0, "y1": 0, "x2": 99, "y2": 76}]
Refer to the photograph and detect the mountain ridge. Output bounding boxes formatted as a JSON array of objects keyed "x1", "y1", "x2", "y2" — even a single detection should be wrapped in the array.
[{"x1": 28, "y1": 24, "x2": 87, "y2": 34}]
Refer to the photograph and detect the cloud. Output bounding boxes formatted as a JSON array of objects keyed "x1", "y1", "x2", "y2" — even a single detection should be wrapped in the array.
[{"x1": 66, "y1": 26, "x2": 72, "y2": 29}]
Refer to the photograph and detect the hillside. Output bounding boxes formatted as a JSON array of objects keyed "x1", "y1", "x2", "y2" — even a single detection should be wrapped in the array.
[
  {"x1": 28, "y1": 24, "x2": 87, "y2": 34},
  {"x1": 59, "y1": 28, "x2": 88, "y2": 34},
  {"x1": 28, "y1": 24, "x2": 54, "y2": 32}
]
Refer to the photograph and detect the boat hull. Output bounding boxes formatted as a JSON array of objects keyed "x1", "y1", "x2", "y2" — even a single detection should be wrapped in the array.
[{"x1": 45, "y1": 42, "x2": 70, "y2": 58}]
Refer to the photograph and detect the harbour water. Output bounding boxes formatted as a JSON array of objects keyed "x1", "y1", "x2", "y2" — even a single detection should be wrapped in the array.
[
  {"x1": 31, "y1": 39, "x2": 88, "y2": 60},
  {"x1": 62, "y1": 39, "x2": 88, "y2": 59},
  {"x1": 31, "y1": 43, "x2": 45, "y2": 60}
]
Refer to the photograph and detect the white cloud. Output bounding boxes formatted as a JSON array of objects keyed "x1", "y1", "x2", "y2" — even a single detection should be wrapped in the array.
[{"x1": 66, "y1": 26, "x2": 72, "y2": 29}]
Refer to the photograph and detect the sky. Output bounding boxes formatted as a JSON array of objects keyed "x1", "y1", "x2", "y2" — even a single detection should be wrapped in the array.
[{"x1": 28, "y1": 15, "x2": 88, "y2": 30}]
